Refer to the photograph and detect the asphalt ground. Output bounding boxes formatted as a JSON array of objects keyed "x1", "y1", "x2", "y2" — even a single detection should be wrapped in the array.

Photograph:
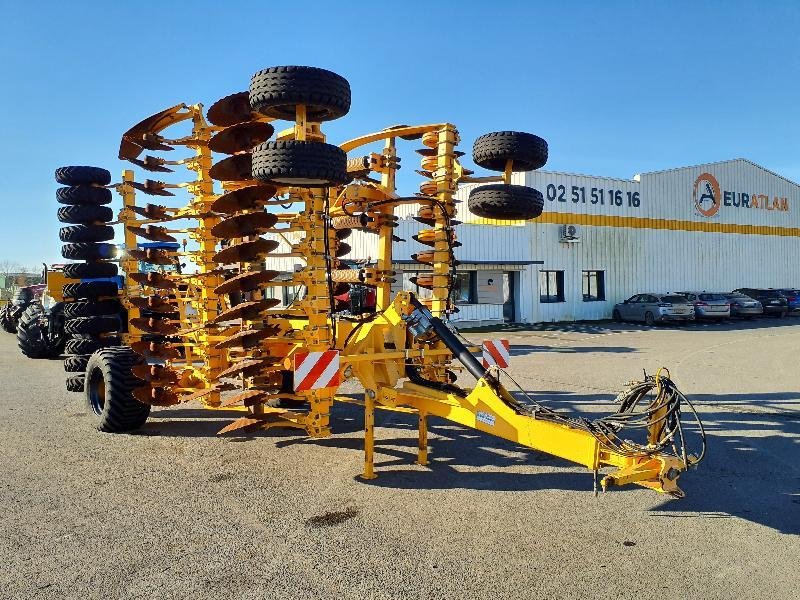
[{"x1": 0, "y1": 318, "x2": 798, "y2": 599}]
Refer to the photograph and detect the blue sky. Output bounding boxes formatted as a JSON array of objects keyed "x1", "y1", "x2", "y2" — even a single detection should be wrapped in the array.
[{"x1": 0, "y1": 0, "x2": 797, "y2": 267}]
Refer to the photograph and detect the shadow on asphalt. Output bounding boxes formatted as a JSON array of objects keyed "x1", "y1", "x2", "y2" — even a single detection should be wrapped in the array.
[
  {"x1": 141, "y1": 375, "x2": 800, "y2": 535},
  {"x1": 279, "y1": 400, "x2": 800, "y2": 535}
]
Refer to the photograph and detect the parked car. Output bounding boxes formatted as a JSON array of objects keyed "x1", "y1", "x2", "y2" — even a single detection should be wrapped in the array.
[
  {"x1": 677, "y1": 291, "x2": 731, "y2": 320},
  {"x1": 732, "y1": 288, "x2": 789, "y2": 317},
  {"x1": 613, "y1": 293, "x2": 695, "y2": 325},
  {"x1": 776, "y1": 289, "x2": 800, "y2": 314},
  {"x1": 722, "y1": 292, "x2": 763, "y2": 318}
]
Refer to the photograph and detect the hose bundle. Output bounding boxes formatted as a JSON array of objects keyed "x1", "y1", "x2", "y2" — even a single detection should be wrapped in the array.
[{"x1": 503, "y1": 368, "x2": 706, "y2": 465}]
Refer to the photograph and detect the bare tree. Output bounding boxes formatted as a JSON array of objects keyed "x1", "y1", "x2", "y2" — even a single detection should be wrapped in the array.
[{"x1": 0, "y1": 260, "x2": 20, "y2": 278}]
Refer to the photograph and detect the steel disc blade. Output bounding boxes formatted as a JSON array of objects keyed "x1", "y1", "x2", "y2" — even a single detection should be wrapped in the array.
[
  {"x1": 215, "y1": 325, "x2": 280, "y2": 349},
  {"x1": 411, "y1": 251, "x2": 434, "y2": 265},
  {"x1": 128, "y1": 248, "x2": 175, "y2": 266},
  {"x1": 130, "y1": 317, "x2": 180, "y2": 335},
  {"x1": 119, "y1": 104, "x2": 190, "y2": 160},
  {"x1": 211, "y1": 185, "x2": 277, "y2": 214},
  {"x1": 207, "y1": 92, "x2": 251, "y2": 127},
  {"x1": 217, "y1": 358, "x2": 269, "y2": 379},
  {"x1": 220, "y1": 390, "x2": 269, "y2": 408},
  {"x1": 131, "y1": 364, "x2": 179, "y2": 385},
  {"x1": 214, "y1": 270, "x2": 281, "y2": 295},
  {"x1": 210, "y1": 212, "x2": 278, "y2": 239},
  {"x1": 129, "y1": 155, "x2": 173, "y2": 173},
  {"x1": 212, "y1": 238, "x2": 279, "y2": 264},
  {"x1": 209, "y1": 154, "x2": 252, "y2": 182},
  {"x1": 130, "y1": 180, "x2": 174, "y2": 197},
  {"x1": 217, "y1": 417, "x2": 263, "y2": 435},
  {"x1": 129, "y1": 272, "x2": 177, "y2": 289},
  {"x1": 130, "y1": 340, "x2": 181, "y2": 360},
  {"x1": 133, "y1": 385, "x2": 180, "y2": 406},
  {"x1": 209, "y1": 121, "x2": 275, "y2": 154},
  {"x1": 212, "y1": 299, "x2": 281, "y2": 323},
  {"x1": 221, "y1": 385, "x2": 282, "y2": 407},
  {"x1": 127, "y1": 225, "x2": 177, "y2": 243},
  {"x1": 179, "y1": 387, "x2": 217, "y2": 403},
  {"x1": 131, "y1": 204, "x2": 169, "y2": 220},
  {"x1": 128, "y1": 295, "x2": 176, "y2": 313}
]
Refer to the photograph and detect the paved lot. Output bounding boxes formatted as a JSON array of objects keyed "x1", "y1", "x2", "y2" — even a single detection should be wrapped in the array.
[{"x1": 1, "y1": 319, "x2": 798, "y2": 599}]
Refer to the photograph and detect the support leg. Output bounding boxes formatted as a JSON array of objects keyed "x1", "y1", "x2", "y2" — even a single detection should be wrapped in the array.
[
  {"x1": 417, "y1": 411, "x2": 428, "y2": 466},
  {"x1": 361, "y1": 390, "x2": 377, "y2": 480}
]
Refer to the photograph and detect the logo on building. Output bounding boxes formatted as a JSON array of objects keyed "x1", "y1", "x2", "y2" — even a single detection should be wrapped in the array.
[
  {"x1": 692, "y1": 171, "x2": 790, "y2": 217},
  {"x1": 693, "y1": 172, "x2": 721, "y2": 218}
]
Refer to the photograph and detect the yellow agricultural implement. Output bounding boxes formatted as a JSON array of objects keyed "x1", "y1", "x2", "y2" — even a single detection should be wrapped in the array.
[{"x1": 55, "y1": 65, "x2": 704, "y2": 497}]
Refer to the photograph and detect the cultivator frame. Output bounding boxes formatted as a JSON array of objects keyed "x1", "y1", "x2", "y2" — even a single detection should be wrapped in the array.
[{"x1": 56, "y1": 65, "x2": 703, "y2": 498}]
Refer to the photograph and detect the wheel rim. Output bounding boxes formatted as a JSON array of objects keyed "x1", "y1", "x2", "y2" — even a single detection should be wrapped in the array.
[
  {"x1": 87, "y1": 367, "x2": 106, "y2": 415},
  {"x1": 645, "y1": 313, "x2": 654, "y2": 325}
]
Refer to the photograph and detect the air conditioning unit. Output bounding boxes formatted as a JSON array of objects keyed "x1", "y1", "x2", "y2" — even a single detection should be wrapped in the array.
[{"x1": 559, "y1": 224, "x2": 581, "y2": 243}]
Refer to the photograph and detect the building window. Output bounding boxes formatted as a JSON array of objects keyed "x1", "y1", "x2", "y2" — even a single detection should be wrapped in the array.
[
  {"x1": 450, "y1": 271, "x2": 475, "y2": 304},
  {"x1": 539, "y1": 270, "x2": 564, "y2": 303},
  {"x1": 582, "y1": 270, "x2": 605, "y2": 302},
  {"x1": 403, "y1": 272, "x2": 432, "y2": 299}
]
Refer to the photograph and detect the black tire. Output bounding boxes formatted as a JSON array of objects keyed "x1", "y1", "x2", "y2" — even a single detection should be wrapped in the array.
[
  {"x1": 65, "y1": 335, "x2": 121, "y2": 355},
  {"x1": 64, "y1": 354, "x2": 90, "y2": 373},
  {"x1": 17, "y1": 304, "x2": 64, "y2": 359},
  {"x1": 66, "y1": 375, "x2": 85, "y2": 393},
  {"x1": 472, "y1": 131, "x2": 548, "y2": 172},
  {"x1": 64, "y1": 300, "x2": 120, "y2": 319},
  {"x1": 62, "y1": 261, "x2": 118, "y2": 279},
  {"x1": 776, "y1": 310, "x2": 787, "y2": 319},
  {"x1": 56, "y1": 186, "x2": 112, "y2": 205},
  {"x1": 57, "y1": 204, "x2": 113, "y2": 224},
  {"x1": 84, "y1": 347, "x2": 150, "y2": 432},
  {"x1": 0, "y1": 305, "x2": 15, "y2": 333},
  {"x1": 63, "y1": 281, "x2": 118, "y2": 300},
  {"x1": 55, "y1": 166, "x2": 111, "y2": 186},
  {"x1": 467, "y1": 184, "x2": 544, "y2": 220},
  {"x1": 65, "y1": 316, "x2": 120, "y2": 336},
  {"x1": 59, "y1": 224, "x2": 115, "y2": 243},
  {"x1": 612, "y1": 309, "x2": 622, "y2": 322},
  {"x1": 644, "y1": 311, "x2": 655, "y2": 327},
  {"x1": 61, "y1": 243, "x2": 117, "y2": 261},
  {"x1": 249, "y1": 66, "x2": 350, "y2": 121},
  {"x1": 252, "y1": 140, "x2": 351, "y2": 187}
]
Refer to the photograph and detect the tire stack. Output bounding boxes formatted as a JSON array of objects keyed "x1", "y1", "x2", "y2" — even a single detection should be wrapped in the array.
[
  {"x1": 468, "y1": 131, "x2": 548, "y2": 220},
  {"x1": 56, "y1": 166, "x2": 122, "y2": 392}
]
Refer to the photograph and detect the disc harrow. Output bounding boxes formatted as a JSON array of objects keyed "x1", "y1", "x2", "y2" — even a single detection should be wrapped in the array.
[{"x1": 55, "y1": 65, "x2": 705, "y2": 498}]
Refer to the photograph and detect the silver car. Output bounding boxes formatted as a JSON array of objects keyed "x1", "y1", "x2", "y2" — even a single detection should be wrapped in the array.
[
  {"x1": 613, "y1": 293, "x2": 695, "y2": 325},
  {"x1": 722, "y1": 292, "x2": 763, "y2": 318},
  {"x1": 677, "y1": 291, "x2": 731, "y2": 319}
]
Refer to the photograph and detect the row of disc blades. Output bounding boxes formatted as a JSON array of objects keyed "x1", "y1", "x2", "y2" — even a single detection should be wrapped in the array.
[{"x1": 203, "y1": 95, "x2": 294, "y2": 415}]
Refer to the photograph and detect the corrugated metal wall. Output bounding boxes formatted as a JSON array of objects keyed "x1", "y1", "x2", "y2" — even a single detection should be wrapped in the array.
[
  {"x1": 520, "y1": 159, "x2": 800, "y2": 322},
  {"x1": 263, "y1": 159, "x2": 800, "y2": 324}
]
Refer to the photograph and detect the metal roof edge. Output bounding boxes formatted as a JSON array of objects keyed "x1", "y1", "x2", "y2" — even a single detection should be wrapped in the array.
[{"x1": 637, "y1": 158, "x2": 800, "y2": 188}]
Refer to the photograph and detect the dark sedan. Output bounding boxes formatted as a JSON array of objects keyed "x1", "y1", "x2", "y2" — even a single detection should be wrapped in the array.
[
  {"x1": 732, "y1": 288, "x2": 789, "y2": 318},
  {"x1": 722, "y1": 292, "x2": 763, "y2": 318}
]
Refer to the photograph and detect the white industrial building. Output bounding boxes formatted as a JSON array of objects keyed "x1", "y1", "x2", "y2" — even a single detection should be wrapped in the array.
[{"x1": 271, "y1": 158, "x2": 800, "y2": 327}]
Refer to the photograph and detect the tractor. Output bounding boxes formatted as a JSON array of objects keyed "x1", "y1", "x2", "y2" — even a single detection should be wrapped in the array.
[{"x1": 55, "y1": 65, "x2": 705, "y2": 497}]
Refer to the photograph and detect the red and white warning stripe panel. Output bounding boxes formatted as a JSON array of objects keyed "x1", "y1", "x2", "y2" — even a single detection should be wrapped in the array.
[
  {"x1": 293, "y1": 350, "x2": 341, "y2": 392},
  {"x1": 482, "y1": 339, "x2": 510, "y2": 369}
]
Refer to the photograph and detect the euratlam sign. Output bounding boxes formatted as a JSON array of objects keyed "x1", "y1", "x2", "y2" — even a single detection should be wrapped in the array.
[{"x1": 693, "y1": 172, "x2": 790, "y2": 218}]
